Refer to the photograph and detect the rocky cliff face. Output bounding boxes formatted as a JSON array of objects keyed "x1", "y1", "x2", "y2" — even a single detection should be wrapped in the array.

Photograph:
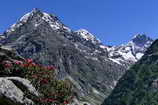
[
  {"x1": 102, "y1": 39, "x2": 158, "y2": 105},
  {"x1": 0, "y1": 9, "x2": 153, "y2": 105}
]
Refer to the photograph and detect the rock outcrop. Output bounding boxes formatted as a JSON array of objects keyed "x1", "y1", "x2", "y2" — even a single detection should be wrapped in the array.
[{"x1": 0, "y1": 46, "x2": 39, "y2": 105}]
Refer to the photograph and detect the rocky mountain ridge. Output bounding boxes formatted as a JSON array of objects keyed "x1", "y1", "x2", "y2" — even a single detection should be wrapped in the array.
[
  {"x1": 1, "y1": 9, "x2": 153, "y2": 66},
  {"x1": 107, "y1": 34, "x2": 153, "y2": 66}
]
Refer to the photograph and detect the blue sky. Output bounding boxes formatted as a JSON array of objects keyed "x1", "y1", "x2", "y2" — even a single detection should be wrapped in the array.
[{"x1": 0, "y1": 0, "x2": 158, "y2": 45}]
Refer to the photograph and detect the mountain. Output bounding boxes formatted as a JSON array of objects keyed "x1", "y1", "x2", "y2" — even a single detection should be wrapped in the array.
[
  {"x1": 1, "y1": 8, "x2": 126, "y2": 105},
  {"x1": 0, "y1": 8, "x2": 153, "y2": 105},
  {"x1": 102, "y1": 39, "x2": 158, "y2": 105},
  {"x1": 107, "y1": 34, "x2": 153, "y2": 66}
]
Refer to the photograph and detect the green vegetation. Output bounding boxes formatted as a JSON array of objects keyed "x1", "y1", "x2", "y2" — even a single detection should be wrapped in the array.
[{"x1": 102, "y1": 40, "x2": 158, "y2": 105}]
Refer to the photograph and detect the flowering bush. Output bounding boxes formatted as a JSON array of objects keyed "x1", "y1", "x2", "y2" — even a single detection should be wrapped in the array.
[{"x1": 0, "y1": 59, "x2": 73, "y2": 105}]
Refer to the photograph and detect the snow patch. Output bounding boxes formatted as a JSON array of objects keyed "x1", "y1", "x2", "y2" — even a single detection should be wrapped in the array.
[
  {"x1": 76, "y1": 29, "x2": 100, "y2": 44},
  {"x1": 77, "y1": 29, "x2": 95, "y2": 40},
  {"x1": 42, "y1": 12, "x2": 60, "y2": 30},
  {"x1": 109, "y1": 58, "x2": 122, "y2": 65},
  {"x1": 122, "y1": 51, "x2": 137, "y2": 62},
  {"x1": 42, "y1": 12, "x2": 71, "y2": 31},
  {"x1": 20, "y1": 13, "x2": 31, "y2": 22},
  {"x1": 100, "y1": 45, "x2": 111, "y2": 51},
  {"x1": 113, "y1": 80, "x2": 117, "y2": 86},
  {"x1": 100, "y1": 45, "x2": 106, "y2": 49},
  {"x1": 136, "y1": 53, "x2": 144, "y2": 59},
  {"x1": 92, "y1": 88, "x2": 100, "y2": 94}
]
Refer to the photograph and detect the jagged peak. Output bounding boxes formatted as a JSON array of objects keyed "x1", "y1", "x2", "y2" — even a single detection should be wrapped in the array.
[
  {"x1": 108, "y1": 34, "x2": 154, "y2": 64},
  {"x1": 6, "y1": 8, "x2": 71, "y2": 33},
  {"x1": 19, "y1": 8, "x2": 43, "y2": 22},
  {"x1": 132, "y1": 34, "x2": 153, "y2": 42},
  {"x1": 129, "y1": 34, "x2": 153, "y2": 47},
  {"x1": 19, "y1": 8, "x2": 53, "y2": 23},
  {"x1": 133, "y1": 34, "x2": 145, "y2": 39},
  {"x1": 32, "y1": 8, "x2": 41, "y2": 13}
]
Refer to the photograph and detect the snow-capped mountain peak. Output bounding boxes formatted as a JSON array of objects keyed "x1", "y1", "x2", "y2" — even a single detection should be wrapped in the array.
[
  {"x1": 131, "y1": 34, "x2": 153, "y2": 47},
  {"x1": 76, "y1": 29, "x2": 101, "y2": 44},
  {"x1": 4, "y1": 9, "x2": 153, "y2": 68},
  {"x1": 6, "y1": 9, "x2": 71, "y2": 33},
  {"x1": 132, "y1": 34, "x2": 150, "y2": 40},
  {"x1": 19, "y1": 8, "x2": 41, "y2": 22},
  {"x1": 108, "y1": 34, "x2": 153, "y2": 66}
]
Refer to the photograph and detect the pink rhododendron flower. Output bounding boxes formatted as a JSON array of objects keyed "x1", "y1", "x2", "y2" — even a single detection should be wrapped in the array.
[
  {"x1": 14, "y1": 60, "x2": 23, "y2": 65},
  {"x1": 26, "y1": 59, "x2": 33, "y2": 64},
  {"x1": 21, "y1": 63, "x2": 29, "y2": 67},
  {"x1": 4, "y1": 63, "x2": 12, "y2": 68},
  {"x1": 32, "y1": 74, "x2": 38, "y2": 78},
  {"x1": 40, "y1": 79, "x2": 49, "y2": 84},
  {"x1": 64, "y1": 100, "x2": 69, "y2": 104},
  {"x1": 46, "y1": 66, "x2": 55, "y2": 70},
  {"x1": 31, "y1": 63, "x2": 36, "y2": 66}
]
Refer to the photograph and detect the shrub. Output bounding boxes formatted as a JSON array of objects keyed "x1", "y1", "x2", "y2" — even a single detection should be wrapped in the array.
[{"x1": 0, "y1": 59, "x2": 74, "y2": 105}]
